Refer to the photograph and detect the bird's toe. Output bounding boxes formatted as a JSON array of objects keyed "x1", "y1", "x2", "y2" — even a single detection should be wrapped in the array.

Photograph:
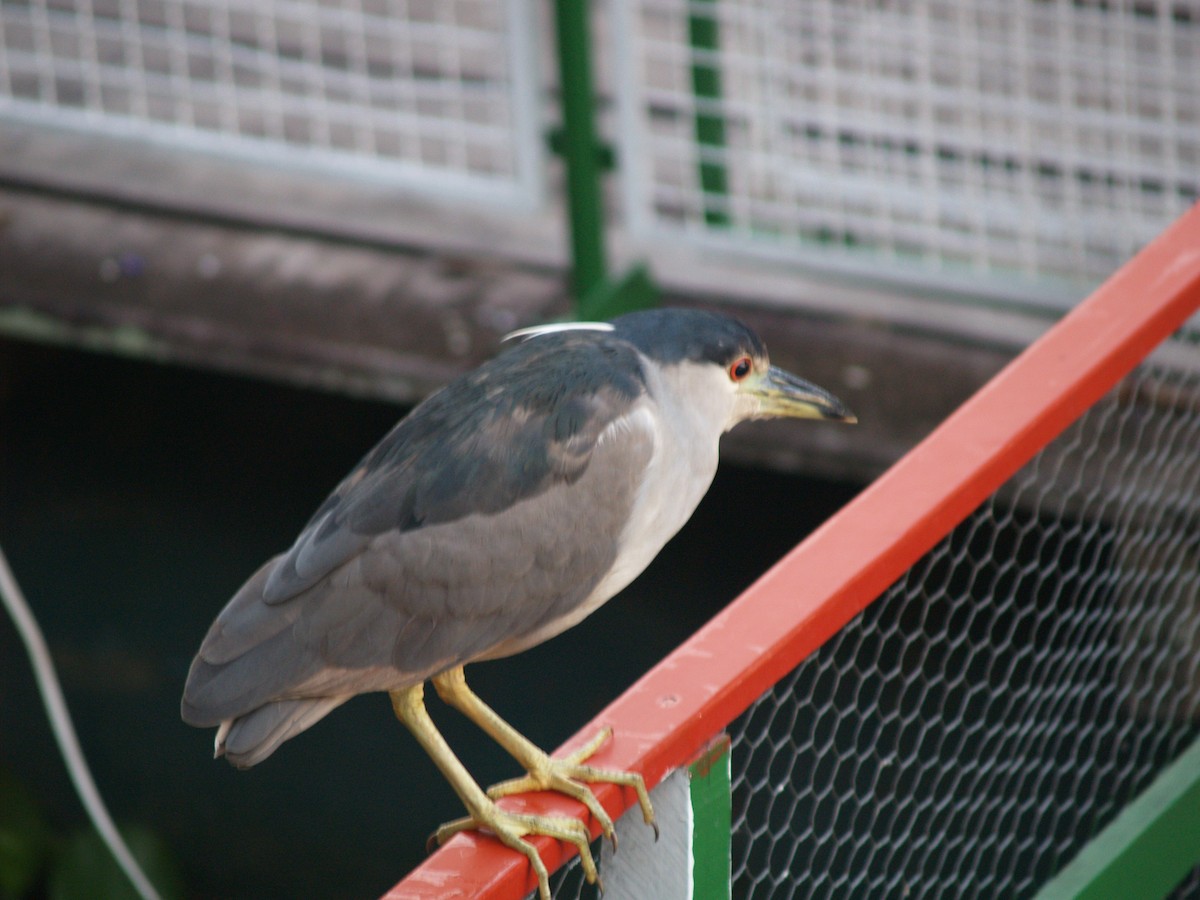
[{"x1": 431, "y1": 803, "x2": 599, "y2": 900}]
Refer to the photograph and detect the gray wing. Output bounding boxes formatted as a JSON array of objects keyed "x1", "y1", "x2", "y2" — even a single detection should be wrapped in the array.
[
  {"x1": 263, "y1": 334, "x2": 647, "y2": 603},
  {"x1": 182, "y1": 333, "x2": 655, "y2": 732}
]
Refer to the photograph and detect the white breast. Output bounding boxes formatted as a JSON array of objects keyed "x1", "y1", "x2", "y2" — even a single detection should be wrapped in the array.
[{"x1": 581, "y1": 357, "x2": 731, "y2": 610}]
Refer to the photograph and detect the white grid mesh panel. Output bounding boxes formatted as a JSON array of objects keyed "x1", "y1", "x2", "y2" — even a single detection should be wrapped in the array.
[
  {"x1": 616, "y1": 0, "x2": 1200, "y2": 308},
  {"x1": 0, "y1": 0, "x2": 541, "y2": 205},
  {"x1": 730, "y1": 325, "x2": 1200, "y2": 897}
]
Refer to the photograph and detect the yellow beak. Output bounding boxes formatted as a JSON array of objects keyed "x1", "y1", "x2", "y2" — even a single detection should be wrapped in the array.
[{"x1": 744, "y1": 366, "x2": 857, "y2": 423}]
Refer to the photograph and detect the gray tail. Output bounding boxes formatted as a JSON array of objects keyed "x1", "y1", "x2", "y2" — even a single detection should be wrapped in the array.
[{"x1": 215, "y1": 696, "x2": 351, "y2": 768}]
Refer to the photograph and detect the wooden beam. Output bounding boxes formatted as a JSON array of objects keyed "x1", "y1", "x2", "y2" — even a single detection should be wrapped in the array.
[{"x1": 0, "y1": 186, "x2": 1018, "y2": 485}]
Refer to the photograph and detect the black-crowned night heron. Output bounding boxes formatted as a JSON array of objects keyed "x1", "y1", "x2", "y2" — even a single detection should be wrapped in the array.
[{"x1": 182, "y1": 308, "x2": 854, "y2": 898}]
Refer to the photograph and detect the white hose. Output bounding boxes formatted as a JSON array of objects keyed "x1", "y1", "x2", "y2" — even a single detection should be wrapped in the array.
[{"x1": 0, "y1": 543, "x2": 162, "y2": 900}]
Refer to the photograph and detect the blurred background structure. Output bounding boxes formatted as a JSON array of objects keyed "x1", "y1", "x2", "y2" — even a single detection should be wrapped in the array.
[{"x1": 0, "y1": 1, "x2": 1197, "y2": 897}]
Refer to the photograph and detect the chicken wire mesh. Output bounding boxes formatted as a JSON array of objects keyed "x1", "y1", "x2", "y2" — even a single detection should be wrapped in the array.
[
  {"x1": 730, "y1": 322, "x2": 1200, "y2": 898},
  {"x1": 614, "y1": 0, "x2": 1200, "y2": 307},
  {"x1": 0, "y1": 0, "x2": 541, "y2": 203},
  {"x1": 542, "y1": 841, "x2": 597, "y2": 900},
  {"x1": 1171, "y1": 865, "x2": 1200, "y2": 900}
]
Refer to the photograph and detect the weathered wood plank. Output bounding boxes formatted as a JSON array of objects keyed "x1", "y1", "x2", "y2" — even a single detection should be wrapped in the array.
[{"x1": 0, "y1": 185, "x2": 1021, "y2": 485}]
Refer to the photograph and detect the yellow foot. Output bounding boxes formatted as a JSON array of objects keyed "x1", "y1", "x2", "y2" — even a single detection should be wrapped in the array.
[
  {"x1": 431, "y1": 803, "x2": 597, "y2": 900},
  {"x1": 485, "y1": 726, "x2": 658, "y2": 851},
  {"x1": 418, "y1": 670, "x2": 658, "y2": 894}
]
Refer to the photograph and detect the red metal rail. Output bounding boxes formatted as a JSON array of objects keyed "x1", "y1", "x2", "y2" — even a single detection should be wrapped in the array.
[{"x1": 386, "y1": 204, "x2": 1200, "y2": 899}]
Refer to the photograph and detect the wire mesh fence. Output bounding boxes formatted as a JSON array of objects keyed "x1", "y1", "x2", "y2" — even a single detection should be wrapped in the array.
[
  {"x1": 543, "y1": 843, "x2": 595, "y2": 900},
  {"x1": 6, "y1": 0, "x2": 1198, "y2": 311},
  {"x1": 730, "y1": 322, "x2": 1200, "y2": 898},
  {"x1": 1170, "y1": 863, "x2": 1200, "y2": 900},
  {"x1": 615, "y1": 0, "x2": 1200, "y2": 307},
  {"x1": 0, "y1": 0, "x2": 541, "y2": 203}
]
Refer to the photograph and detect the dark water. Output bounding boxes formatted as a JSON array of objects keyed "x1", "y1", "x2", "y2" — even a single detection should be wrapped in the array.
[{"x1": 0, "y1": 336, "x2": 858, "y2": 899}]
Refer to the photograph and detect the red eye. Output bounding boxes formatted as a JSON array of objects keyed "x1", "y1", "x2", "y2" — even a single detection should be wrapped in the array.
[{"x1": 729, "y1": 356, "x2": 753, "y2": 381}]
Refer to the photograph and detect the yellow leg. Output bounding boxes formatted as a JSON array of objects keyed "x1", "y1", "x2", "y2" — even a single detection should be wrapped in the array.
[
  {"x1": 430, "y1": 666, "x2": 657, "y2": 850},
  {"x1": 390, "y1": 684, "x2": 595, "y2": 900}
]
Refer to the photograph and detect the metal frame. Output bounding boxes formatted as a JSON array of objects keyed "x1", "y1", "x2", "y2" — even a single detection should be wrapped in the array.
[
  {"x1": 384, "y1": 205, "x2": 1200, "y2": 898},
  {"x1": 0, "y1": 0, "x2": 546, "y2": 213},
  {"x1": 610, "y1": 0, "x2": 1200, "y2": 315}
]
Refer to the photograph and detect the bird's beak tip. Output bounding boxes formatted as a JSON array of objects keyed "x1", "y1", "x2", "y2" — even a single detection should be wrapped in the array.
[
  {"x1": 810, "y1": 404, "x2": 856, "y2": 425},
  {"x1": 828, "y1": 399, "x2": 858, "y2": 424}
]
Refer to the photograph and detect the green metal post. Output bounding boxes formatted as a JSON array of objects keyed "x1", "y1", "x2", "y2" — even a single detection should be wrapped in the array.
[
  {"x1": 554, "y1": 0, "x2": 608, "y2": 306},
  {"x1": 552, "y1": 0, "x2": 658, "y2": 320},
  {"x1": 689, "y1": 0, "x2": 730, "y2": 228},
  {"x1": 690, "y1": 735, "x2": 733, "y2": 899},
  {"x1": 1034, "y1": 735, "x2": 1200, "y2": 899}
]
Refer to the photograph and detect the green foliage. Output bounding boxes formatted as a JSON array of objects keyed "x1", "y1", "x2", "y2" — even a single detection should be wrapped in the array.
[
  {"x1": 0, "y1": 768, "x2": 182, "y2": 900},
  {"x1": 0, "y1": 770, "x2": 51, "y2": 900},
  {"x1": 49, "y1": 825, "x2": 184, "y2": 900}
]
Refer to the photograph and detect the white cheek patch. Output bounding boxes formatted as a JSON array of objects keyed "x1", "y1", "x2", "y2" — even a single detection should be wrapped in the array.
[{"x1": 732, "y1": 391, "x2": 764, "y2": 426}]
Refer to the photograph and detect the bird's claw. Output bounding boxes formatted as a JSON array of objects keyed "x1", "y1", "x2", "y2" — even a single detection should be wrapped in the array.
[
  {"x1": 485, "y1": 725, "x2": 656, "y2": 854},
  {"x1": 429, "y1": 805, "x2": 600, "y2": 900},
  {"x1": 423, "y1": 722, "x2": 655, "y2": 899}
]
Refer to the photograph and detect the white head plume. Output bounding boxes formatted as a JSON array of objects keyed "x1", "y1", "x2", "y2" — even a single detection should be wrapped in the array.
[{"x1": 502, "y1": 321, "x2": 615, "y2": 343}]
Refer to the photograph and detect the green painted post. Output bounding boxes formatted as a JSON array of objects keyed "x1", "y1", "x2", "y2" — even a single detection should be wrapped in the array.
[
  {"x1": 1035, "y1": 735, "x2": 1200, "y2": 899},
  {"x1": 551, "y1": 0, "x2": 658, "y2": 320},
  {"x1": 554, "y1": 0, "x2": 608, "y2": 307},
  {"x1": 689, "y1": 735, "x2": 733, "y2": 900},
  {"x1": 689, "y1": 0, "x2": 730, "y2": 228}
]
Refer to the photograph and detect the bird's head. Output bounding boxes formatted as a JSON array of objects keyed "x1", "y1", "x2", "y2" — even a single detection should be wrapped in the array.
[{"x1": 609, "y1": 308, "x2": 857, "y2": 433}]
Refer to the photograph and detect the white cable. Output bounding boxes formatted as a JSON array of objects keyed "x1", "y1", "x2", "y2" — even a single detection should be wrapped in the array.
[{"x1": 0, "y1": 543, "x2": 162, "y2": 900}]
